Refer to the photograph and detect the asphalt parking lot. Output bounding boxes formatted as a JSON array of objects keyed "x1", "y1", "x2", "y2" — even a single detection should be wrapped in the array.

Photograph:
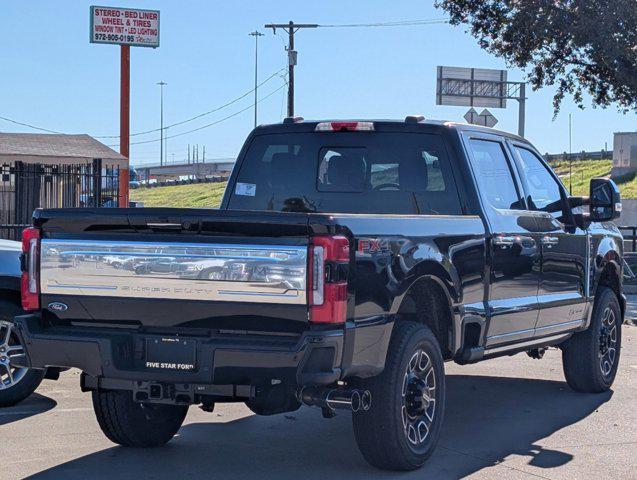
[{"x1": 2, "y1": 325, "x2": 636, "y2": 480}]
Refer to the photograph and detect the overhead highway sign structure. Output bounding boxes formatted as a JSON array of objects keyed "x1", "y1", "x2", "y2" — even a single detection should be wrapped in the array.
[
  {"x1": 436, "y1": 67, "x2": 508, "y2": 108},
  {"x1": 436, "y1": 66, "x2": 526, "y2": 137}
]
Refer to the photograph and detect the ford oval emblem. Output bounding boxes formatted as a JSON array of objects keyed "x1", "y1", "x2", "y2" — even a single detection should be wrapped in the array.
[{"x1": 48, "y1": 302, "x2": 68, "y2": 312}]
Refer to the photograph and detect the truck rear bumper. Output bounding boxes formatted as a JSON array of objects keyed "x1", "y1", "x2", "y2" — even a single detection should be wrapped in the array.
[{"x1": 11, "y1": 314, "x2": 351, "y2": 388}]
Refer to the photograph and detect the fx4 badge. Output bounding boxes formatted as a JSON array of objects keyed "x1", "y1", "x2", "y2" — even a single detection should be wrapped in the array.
[{"x1": 357, "y1": 238, "x2": 390, "y2": 256}]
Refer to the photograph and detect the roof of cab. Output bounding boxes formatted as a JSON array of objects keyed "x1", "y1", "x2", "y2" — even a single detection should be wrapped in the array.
[{"x1": 254, "y1": 117, "x2": 526, "y2": 143}]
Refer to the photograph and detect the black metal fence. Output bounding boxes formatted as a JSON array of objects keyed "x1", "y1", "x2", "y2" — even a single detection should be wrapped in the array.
[
  {"x1": 0, "y1": 159, "x2": 119, "y2": 241},
  {"x1": 620, "y1": 226, "x2": 637, "y2": 253}
]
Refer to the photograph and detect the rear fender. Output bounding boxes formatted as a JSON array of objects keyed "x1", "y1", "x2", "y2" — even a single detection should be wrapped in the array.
[{"x1": 390, "y1": 260, "x2": 461, "y2": 357}]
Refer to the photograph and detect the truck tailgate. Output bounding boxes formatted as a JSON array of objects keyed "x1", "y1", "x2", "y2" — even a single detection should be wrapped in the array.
[{"x1": 34, "y1": 208, "x2": 322, "y2": 333}]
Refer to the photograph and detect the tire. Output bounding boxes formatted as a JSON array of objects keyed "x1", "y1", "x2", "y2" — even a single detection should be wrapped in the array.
[
  {"x1": 352, "y1": 321, "x2": 446, "y2": 471},
  {"x1": 0, "y1": 300, "x2": 45, "y2": 408},
  {"x1": 92, "y1": 390, "x2": 189, "y2": 447},
  {"x1": 562, "y1": 286, "x2": 622, "y2": 393}
]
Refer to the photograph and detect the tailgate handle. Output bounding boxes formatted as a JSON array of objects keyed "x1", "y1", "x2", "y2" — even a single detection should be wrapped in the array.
[{"x1": 147, "y1": 222, "x2": 182, "y2": 231}]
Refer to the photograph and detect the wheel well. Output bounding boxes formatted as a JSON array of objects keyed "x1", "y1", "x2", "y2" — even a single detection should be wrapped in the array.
[
  {"x1": 0, "y1": 288, "x2": 20, "y2": 306},
  {"x1": 397, "y1": 278, "x2": 453, "y2": 360}
]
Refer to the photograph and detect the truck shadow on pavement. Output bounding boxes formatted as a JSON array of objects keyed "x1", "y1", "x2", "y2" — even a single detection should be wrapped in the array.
[
  {"x1": 26, "y1": 375, "x2": 612, "y2": 480},
  {"x1": 0, "y1": 393, "x2": 57, "y2": 427}
]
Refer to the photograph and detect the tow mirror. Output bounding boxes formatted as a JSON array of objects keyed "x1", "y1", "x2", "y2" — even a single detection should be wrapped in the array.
[{"x1": 589, "y1": 178, "x2": 621, "y2": 222}]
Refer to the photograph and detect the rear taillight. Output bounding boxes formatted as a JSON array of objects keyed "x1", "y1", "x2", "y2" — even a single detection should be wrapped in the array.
[
  {"x1": 314, "y1": 121, "x2": 374, "y2": 132},
  {"x1": 21, "y1": 227, "x2": 40, "y2": 311},
  {"x1": 309, "y1": 235, "x2": 349, "y2": 324}
]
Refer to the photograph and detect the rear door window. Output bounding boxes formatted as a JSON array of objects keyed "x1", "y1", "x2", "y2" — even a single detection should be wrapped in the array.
[
  {"x1": 228, "y1": 132, "x2": 462, "y2": 215},
  {"x1": 467, "y1": 139, "x2": 523, "y2": 210}
]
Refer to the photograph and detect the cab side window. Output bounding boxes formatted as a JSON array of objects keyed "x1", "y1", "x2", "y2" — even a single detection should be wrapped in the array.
[
  {"x1": 467, "y1": 139, "x2": 523, "y2": 210},
  {"x1": 515, "y1": 147, "x2": 564, "y2": 215}
]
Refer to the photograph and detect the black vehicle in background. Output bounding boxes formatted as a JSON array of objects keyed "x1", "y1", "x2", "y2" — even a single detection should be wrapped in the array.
[{"x1": 12, "y1": 117, "x2": 624, "y2": 471}]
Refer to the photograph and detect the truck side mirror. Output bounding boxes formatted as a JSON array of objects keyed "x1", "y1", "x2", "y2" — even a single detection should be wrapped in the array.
[{"x1": 589, "y1": 178, "x2": 621, "y2": 222}]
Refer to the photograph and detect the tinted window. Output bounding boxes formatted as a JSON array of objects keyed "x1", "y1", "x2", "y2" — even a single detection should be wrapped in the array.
[
  {"x1": 515, "y1": 147, "x2": 564, "y2": 213},
  {"x1": 370, "y1": 162, "x2": 399, "y2": 189},
  {"x1": 468, "y1": 139, "x2": 521, "y2": 210},
  {"x1": 317, "y1": 147, "x2": 368, "y2": 192},
  {"x1": 229, "y1": 132, "x2": 462, "y2": 215}
]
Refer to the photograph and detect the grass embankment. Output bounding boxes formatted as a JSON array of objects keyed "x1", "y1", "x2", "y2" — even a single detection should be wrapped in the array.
[
  {"x1": 129, "y1": 160, "x2": 637, "y2": 209},
  {"x1": 549, "y1": 159, "x2": 637, "y2": 197},
  {"x1": 130, "y1": 182, "x2": 227, "y2": 208},
  {"x1": 549, "y1": 160, "x2": 612, "y2": 196}
]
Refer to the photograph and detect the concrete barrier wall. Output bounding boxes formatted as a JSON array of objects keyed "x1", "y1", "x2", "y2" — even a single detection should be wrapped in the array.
[{"x1": 619, "y1": 199, "x2": 637, "y2": 226}]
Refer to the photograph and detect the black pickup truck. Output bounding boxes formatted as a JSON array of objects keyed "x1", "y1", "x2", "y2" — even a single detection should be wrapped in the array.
[{"x1": 12, "y1": 117, "x2": 624, "y2": 471}]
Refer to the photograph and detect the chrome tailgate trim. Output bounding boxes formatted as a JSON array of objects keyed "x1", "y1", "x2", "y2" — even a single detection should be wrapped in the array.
[{"x1": 40, "y1": 240, "x2": 308, "y2": 305}]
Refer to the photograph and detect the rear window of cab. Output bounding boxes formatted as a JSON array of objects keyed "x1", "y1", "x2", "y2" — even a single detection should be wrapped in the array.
[{"x1": 228, "y1": 132, "x2": 462, "y2": 215}]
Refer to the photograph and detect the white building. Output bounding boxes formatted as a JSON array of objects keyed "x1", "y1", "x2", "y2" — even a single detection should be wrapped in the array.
[{"x1": 611, "y1": 131, "x2": 637, "y2": 178}]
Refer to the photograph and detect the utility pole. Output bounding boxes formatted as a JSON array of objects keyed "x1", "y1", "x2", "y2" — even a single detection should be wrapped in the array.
[
  {"x1": 264, "y1": 21, "x2": 318, "y2": 117},
  {"x1": 249, "y1": 31, "x2": 264, "y2": 127},
  {"x1": 569, "y1": 114, "x2": 573, "y2": 194},
  {"x1": 157, "y1": 81, "x2": 167, "y2": 166}
]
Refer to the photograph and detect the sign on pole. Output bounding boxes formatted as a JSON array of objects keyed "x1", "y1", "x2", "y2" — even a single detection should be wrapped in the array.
[
  {"x1": 90, "y1": 6, "x2": 160, "y2": 48},
  {"x1": 464, "y1": 108, "x2": 498, "y2": 128},
  {"x1": 90, "y1": 6, "x2": 161, "y2": 208}
]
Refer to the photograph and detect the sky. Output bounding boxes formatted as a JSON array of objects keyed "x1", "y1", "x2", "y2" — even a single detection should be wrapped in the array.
[{"x1": 1, "y1": 0, "x2": 635, "y2": 167}]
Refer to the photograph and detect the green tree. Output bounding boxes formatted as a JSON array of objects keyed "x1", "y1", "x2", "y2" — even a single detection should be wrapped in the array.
[{"x1": 436, "y1": 0, "x2": 637, "y2": 113}]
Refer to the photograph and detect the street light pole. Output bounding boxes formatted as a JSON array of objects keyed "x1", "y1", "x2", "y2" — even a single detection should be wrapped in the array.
[
  {"x1": 157, "y1": 81, "x2": 167, "y2": 166},
  {"x1": 249, "y1": 31, "x2": 264, "y2": 128}
]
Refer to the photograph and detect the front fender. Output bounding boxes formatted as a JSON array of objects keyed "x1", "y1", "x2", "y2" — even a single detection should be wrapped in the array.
[{"x1": 591, "y1": 233, "x2": 623, "y2": 298}]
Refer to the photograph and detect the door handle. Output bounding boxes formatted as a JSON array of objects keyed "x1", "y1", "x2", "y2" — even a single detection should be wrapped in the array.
[
  {"x1": 541, "y1": 236, "x2": 559, "y2": 247},
  {"x1": 493, "y1": 235, "x2": 517, "y2": 247}
]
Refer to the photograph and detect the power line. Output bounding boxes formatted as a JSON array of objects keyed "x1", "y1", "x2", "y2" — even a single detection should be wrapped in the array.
[
  {"x1": 0, "y1": 115, "x2": 65, "y2": 134},
  {"x1": 264, "y1": 18, "x2": 448, "y2": 117},
  {"x1": 1, "y1": 19, "x2": 448, "y2": 139},
  {"x1": 94, "y1": 67, "x2": 286, "y2": 138},
  {"x1": 0, "y1": 67, "x2": 286, "y2": 139},
  {"x1": 108, "y1": 81, "x2": 288, "y2": 148},
  {"x1": 319, "y1": 18, "x2": 448, "y2": 28}
]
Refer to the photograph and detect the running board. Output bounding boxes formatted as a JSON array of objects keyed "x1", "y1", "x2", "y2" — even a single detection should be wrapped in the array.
[
  {"x1": 484, "y1": 333, "x2": 572, "y2": 356},
  {"x1": 457, "y1": 332, "x2": 572, "y2": 364}
]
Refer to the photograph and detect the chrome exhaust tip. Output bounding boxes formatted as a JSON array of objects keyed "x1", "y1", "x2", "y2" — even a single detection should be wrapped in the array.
[
  {"x1": 300, "y1": 386, "x2": 372, "y2": 412},
  {"x1": 361, "y1": 389, "x2": 372, "y2": 411},
  {"x1": 348, "y1": 390, "x2": 361, "y2": 413}
]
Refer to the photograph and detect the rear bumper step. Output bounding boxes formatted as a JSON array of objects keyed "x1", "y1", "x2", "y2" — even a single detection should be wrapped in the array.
[{"x1": 11, "y1": 314, "x2": 345, "y2": 387}]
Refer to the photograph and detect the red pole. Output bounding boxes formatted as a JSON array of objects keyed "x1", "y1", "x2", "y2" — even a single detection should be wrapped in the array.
[{"x1": 118, "y1": 44, "x2": 130, "y2": 207}]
